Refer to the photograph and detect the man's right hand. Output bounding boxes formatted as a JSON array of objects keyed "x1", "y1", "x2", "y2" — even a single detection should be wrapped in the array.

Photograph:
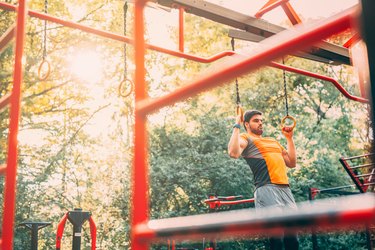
[{"x1": 235, "y1": 114, "x2": 242, "y2": 126}]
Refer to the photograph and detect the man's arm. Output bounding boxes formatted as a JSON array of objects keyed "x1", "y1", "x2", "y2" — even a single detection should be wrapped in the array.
[
  {"x1": 228, "y1": 115, "x2": 248, "y2": 159},
  {"x1": 281, "y1": 127, "x2": 297, "y2": 168}
]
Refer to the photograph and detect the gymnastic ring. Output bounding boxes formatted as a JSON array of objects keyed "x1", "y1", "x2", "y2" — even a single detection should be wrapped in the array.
[
  {"x1": 236, "y1": 105, "x2": 244, "y2": 122},
  {"x1": 281, "y1": 115, "x2": 296, "y2": 130},
  {"x1": 38, "y1": 59, "x2": 51, "y2": 81},
  {"x1": 118, "y1": 78, "x2": 134, "y2": 98}
]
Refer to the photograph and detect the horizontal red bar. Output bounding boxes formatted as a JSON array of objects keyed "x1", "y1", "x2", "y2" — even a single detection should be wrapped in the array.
[
  {"x1": 0, "y1": 2, "x2": 234, "y2": 64},
  {"x1": 269, "y1": 62, "x2": 368, "y2": 103},
  {"x1": 134, "y1": 193, "x2": 375, "y2": 242},
  {"x1": 136, "y1": 6, "x2": 357, "y2": 115}
]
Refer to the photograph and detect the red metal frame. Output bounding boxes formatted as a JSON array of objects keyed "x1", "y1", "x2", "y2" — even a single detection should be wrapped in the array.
[
  {"x1": 55, "y1": 212, "x2": 97, "y2": 250},
  {"x1": 0, "y1": 24, "x2": 15, "y2": 53},
  {"x1": 89, "y1": 217, "x2": 97, "y2": 250},
  {"x1": 133, "y1": 193, "x2": 375, "y2": 243},
  {"x1": 339, "y1": 154, "x2": 375, "y2": 193},
  {"x1": 0, "y1": 93, "x2": 11, "y2": 112},
  {"x1": 136, "y1": 7, "x2": 355, "y2": 115},
  {"x1": 269, "y1": 61, "x2": 369, "y2": 103},
  {"x1": 0, "y1": 0, "x2": 373, "y2": 249},
  {"x1": 1, "y1": 0, "x2": 27, "y2": 248},
  {"x1": 255, "y1": 0, "x2": 302, "y2": 25},
  {"x1": 55, "y1": 213, "x2": 68, "y2": 250},
  {"x1": 0, "y1": 2, "x2": 234, "y2": 64},
  {"x1": 131, "y1": 1, "x2": 149, "y2": 249},
  {"x1": 204, "y1": 195, "x2": 254, "y2": 210}
]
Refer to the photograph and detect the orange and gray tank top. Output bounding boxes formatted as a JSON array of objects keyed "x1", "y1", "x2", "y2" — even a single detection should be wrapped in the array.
[{"x1": 240, "y1": 133, "x2": 289, "y2": 188}]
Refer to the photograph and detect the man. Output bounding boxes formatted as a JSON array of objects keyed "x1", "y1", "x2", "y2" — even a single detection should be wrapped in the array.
[{"x1": 228, "y1": 110, "x2": 299, "y2": 250}]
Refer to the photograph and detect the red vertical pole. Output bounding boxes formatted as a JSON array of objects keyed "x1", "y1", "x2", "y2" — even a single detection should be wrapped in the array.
[
  {"x1": 2, "y1": 0, "x2": 27, "y2": 249},
  {"x1": 179, "y1": 7, "x2": 184, "y2": 52},
  {"x1": 131, "y1": 0, "x2": 149, "y2": 249}
]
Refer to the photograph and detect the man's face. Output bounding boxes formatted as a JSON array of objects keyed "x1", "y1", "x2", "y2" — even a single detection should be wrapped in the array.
[{"x1": 246, "y1": 114, "x2": 263, "y2": 135}]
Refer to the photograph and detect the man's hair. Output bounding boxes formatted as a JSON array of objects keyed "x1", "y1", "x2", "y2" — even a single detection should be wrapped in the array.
[{"x1": 243, "y1": 110, "x2": 262, "y2": 130}]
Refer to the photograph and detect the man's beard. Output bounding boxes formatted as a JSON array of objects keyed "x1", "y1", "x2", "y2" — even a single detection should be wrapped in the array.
[{"x1": 251, "y1": 127, "x2": 263, "y2": 136}]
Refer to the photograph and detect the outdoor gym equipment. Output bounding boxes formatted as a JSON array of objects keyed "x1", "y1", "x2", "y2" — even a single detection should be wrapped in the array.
[
  {"x1": 20, "y1": 221, "x2": 51, "y2": 250},
  {"x1": 56, "y1": 208, "x2": 96, "y2": 250},
  {"x1": 0, "y1": 1, "x2": 375, "y2": 249}
]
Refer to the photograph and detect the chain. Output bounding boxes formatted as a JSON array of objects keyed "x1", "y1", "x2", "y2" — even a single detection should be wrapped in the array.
[
  {"x1": 231, "y1": 38, "x2": 241, "y2": 106},
  {"x1": 282, "y1": 58, "x2": 289, "y2": 116},
  {"x1": 123, "y1": 2, "x2": 128, "y2": 79},
  {"x1": 43, "y1": 0, "x2": 48, "y2": 59}
]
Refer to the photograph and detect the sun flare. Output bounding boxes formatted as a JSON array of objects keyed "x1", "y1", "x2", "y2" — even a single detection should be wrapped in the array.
[{"x1": 68, "y1": 49, "x2": 103, "y2": 83}]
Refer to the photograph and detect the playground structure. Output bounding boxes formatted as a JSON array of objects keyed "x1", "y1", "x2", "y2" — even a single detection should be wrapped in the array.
[{"x1": 1, "y1": 0, "x2": 375, "y2": 249}]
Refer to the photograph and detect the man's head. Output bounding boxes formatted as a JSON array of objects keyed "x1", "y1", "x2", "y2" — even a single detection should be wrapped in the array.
[{"x1": 243, "y1": 110, "x2": 263, "y2": 135}]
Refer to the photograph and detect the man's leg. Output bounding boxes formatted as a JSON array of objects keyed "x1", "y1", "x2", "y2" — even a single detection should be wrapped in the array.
[
  {"x1": 269, "y1": 237, "x2": 283, "y2": 250},
  {"x1": 283, "y1": 234, "x2": 299, "y2": 250}
]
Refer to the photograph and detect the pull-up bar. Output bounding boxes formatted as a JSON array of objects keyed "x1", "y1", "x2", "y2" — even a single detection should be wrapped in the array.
[
  {"x1": 135, "y1": 6, "x2": 357, "y2": 115},
  {"x1": 269, "y1": 61, "x2": 369, "y2": 103},
  {"x1": 0, "y1": 2, "x2": 234, "y2": 63}
]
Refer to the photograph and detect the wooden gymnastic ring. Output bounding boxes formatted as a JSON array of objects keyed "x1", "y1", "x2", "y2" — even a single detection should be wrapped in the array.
[
  {"x1": 281, "y1": 115, "x2": 296, "y2": 130},
  {"x1": 38, "y1": 59, "x2": 51, "y2": 81},
  {"x1": 118, "y1": 78, "x2": 134, "y2": 98}
]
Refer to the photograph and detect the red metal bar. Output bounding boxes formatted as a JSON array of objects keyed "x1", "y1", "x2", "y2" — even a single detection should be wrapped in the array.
[
  {"x1": 0, "y1": 23, "x2": 15, "y2": 54},
  {"x1": 269, "y1": 61, "x2": 369, "y2": 103},
  {"x1": 339, "y1": 157, "x2": 366, "y2": 193},
  {"x1": 0, "y1": 2, "x2": 234, "y2": 64},
  {"x1": 343, "y1": 33, "x2": 361, "y2": 48},
  {"x1": 131, "y1": 0, "x2": 149, "y2": 250},
  {"x1": 179, "y1": 7, "x2": 184, "y2": 52},
  {"x1": 0, "y1": 93, "x2": 11, "y2": 111},
  {"x1": 281, "y1": 2, "x2": 302, "y2": 25},
  {"x1": 136, "y1": 7, "x2": 356, "y2": 115},
  {"x1": 255, "y1": 0, "x2": 289, "y2": 19},
  {"x1": 0, "y1": 164, "x2": 6, "y2": 175},
  {"x1": 55, "y1": 213, "x2": 68, "y2": 250},
  {"x1": 134, "y1": 193, "x2": 375, "y2": 242},
  {"x1": 205, "y1": 198, "x2": 255, "y2": 209},
  {"x1": 89, "y1": 217, "x2": 97, "y2": 250},
  {"x1": 342, "y1": 153, "x2": 374, "y2": 160},
  {"x1": 2, "y1": 0, "x2": 27, "y2": 248}
]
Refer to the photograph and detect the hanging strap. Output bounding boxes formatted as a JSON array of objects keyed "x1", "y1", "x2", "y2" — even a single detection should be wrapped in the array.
[
  {"x1": 231, "y1": 38, "x2": 243, "y2": 121},
  {"x1": 281, "y1": 58, "x2": 296, "y2": 130},
  {"x1": 231, "y1": 38, "x2": 241, "y2": 106},
  {"x1": 43, "y1": 0, "x2": 47, "y2": 59},
  {"x1": 38, "y1": 0, "x2": 50, "y2": 80},
  {"x1": 282, "y1": 58, "x2": 289, "y2": 116},
  {"x1": 123, "y1": 2, "x2": 128, "y2": 79},
  {"x1": 119, "y1": 2, "x2": 134, "y2": 98}
]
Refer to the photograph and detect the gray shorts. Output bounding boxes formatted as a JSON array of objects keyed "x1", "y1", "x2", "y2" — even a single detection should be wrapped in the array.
[{"x1": 254, "y1": 184, "x2": 297, "y2": 210}]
